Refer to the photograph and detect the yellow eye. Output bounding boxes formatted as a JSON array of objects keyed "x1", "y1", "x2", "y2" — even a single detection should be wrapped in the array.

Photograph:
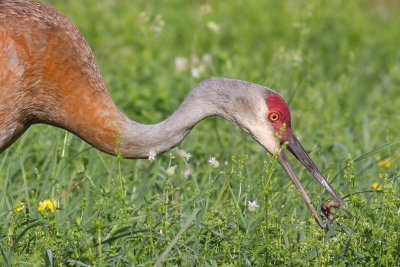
[{"x1": 268, "y1": 112, "x2": 280, "y2": 122}]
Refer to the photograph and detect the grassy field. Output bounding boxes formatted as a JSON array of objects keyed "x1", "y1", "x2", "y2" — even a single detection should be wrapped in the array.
[{"x1": 1, "y1": 0, "x2": 400, "y2": 265}]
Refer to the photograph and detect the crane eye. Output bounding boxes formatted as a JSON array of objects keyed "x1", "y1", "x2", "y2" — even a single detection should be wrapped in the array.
[{"x1": 268, "y1": 112, "x2": 280, "y2": 122}]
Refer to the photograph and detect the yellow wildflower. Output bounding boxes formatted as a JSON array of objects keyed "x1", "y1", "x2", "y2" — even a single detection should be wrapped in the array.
[
  {"x1": 15, "y1": 202, "x2": 25, "y2": 212},
  {"x1": 371, "y1": 183, "x2": 382, "y2": 191},
  {"x1": 47, "y1": 201, "x2": 56, "y2": 212},
  {"x1": 38, "y1": 199, "x2": 58, "y2": 212},
  {"x1": 377, "y1": 158, "x2": 390, "y2": 168},
  {"x1": 38, "y1": 201, "x2": 45, "y2": 211}
]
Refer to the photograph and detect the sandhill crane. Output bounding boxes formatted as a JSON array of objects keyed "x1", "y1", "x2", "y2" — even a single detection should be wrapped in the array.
[{"x1": 0, "y1": 0, "x2": 345, "y2": 228}]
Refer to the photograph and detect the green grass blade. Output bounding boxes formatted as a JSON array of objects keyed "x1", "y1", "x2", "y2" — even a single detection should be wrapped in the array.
[{"x1": 154, "y1": 209, "x2": 200, "y2": 266}]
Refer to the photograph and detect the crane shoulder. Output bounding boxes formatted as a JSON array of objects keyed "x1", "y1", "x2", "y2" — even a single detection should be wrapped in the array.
[{"x1": 0, "y1": 0, "x2": 106, "y2": 96}]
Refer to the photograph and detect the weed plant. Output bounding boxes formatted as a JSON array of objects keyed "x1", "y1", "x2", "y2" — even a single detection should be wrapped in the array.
[{"x1": 1, "y1": 0, "x2": 400, "y2": 265}]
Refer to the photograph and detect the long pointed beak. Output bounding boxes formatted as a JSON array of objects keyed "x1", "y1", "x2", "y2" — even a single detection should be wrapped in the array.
[
  {"x1": 277, "y1": 134, "x2": 346, "y2": 229},
  {"x1": 286, "y1": 134, "x2": 345, "y2": 206}
]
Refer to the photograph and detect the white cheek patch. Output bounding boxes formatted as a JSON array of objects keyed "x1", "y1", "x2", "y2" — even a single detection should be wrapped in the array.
[
  {"x1": 262, "y1": 130, "x2": 280, "y2": 154},
  {"x1": 250, "y1": 120, "x2": 280, "y2": 155},
  {"x1": 240, "y1": 100, "x2": 282, "y2": 154}
]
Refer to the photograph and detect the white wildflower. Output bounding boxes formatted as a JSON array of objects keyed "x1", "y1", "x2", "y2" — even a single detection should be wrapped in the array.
[
  {"x1": 186, "y1": 153, "x2": 191, "y2": 161},
  {"x1": 175, "y1": 57, "x2": 188, "y2": 71},
  {"x1": 208, "y1": 157, "x2": 219, "y2": 168},
  {"x1": 248, "y1": 200, "x2": 259, "y2": 212},
  {"x1": 153, "y1": 26, "x2": 162, "y2": 37},
  {"x1": 207, "y1": 21, "x2": 220, "y2": 33},
  {"x1": 191, "y1": 67, "x2": 199, "y2": 78},
  {"x1": 202, "y1": 54, "x2": 212, "y2": 64},
  {"x1": 209, "y1": 157, "x2": 216, "y2": 164},
  {"x1": 292, "y1": 53, "x2": 303, "y2": 66},
  {"x1": 199, "y1": 4, "x2": 212, "y2": 16},
  {"x1": 139, "y1": 12, "x2": 149, "y2": 23},
  {"x1": 148, "y1": 150, "x2": 156, "y2": 161}
]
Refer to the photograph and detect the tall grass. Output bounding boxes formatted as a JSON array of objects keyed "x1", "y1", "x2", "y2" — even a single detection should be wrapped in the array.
[{"x1": 1, "y1": 0, "x2": 400, "y2": 265}]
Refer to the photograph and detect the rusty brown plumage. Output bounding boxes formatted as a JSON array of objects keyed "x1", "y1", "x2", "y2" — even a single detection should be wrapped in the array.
[{"x1": 0, "y1": 0, "x2": 127, "y2": 154}]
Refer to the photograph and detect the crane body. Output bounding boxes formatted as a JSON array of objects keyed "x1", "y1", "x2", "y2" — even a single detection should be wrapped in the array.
[{"x1": 0, "y1": 0, "x2": 346, "y2": 228}]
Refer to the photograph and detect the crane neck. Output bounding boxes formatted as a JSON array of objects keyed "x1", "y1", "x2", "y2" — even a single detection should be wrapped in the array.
[
  {"x1": 119, "y1": 79, "x2": 224, "y2": 158},
  {"x1": 55, "y1": 77, "x2": 260, "y2": 159},
  {"x1": 31, "y1": 77, "x2": 260, "y2": 159}
]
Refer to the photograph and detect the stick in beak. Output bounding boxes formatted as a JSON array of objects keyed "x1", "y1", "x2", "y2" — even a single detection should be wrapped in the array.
[
  {"x1": 286, "y1": 134, "x2": 345, "y2": 206},
  {"x1": 278, "y1": 150, "x2": 325, "y2": 228},
  {"x1": 277, "y1": 134, "x2": 346, "y2": 229}
]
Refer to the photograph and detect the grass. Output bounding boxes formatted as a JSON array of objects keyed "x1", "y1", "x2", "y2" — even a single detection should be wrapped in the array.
[{"x1": 1, "y1": 0, "x2": 400, "y2": 265}]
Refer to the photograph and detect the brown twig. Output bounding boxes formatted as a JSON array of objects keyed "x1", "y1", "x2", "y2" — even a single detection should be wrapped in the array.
[{"x1": 60, "y1": 178, "x2": 86, "y2": 200}]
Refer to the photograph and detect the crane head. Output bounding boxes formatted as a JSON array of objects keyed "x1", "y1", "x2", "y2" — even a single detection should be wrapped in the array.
[
  {"x1": 264, "y1": 93, "x2": 344, "y2": 205},
  {"x1": 228, "y1": 85, "x2": 346, "y2": 228}
]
